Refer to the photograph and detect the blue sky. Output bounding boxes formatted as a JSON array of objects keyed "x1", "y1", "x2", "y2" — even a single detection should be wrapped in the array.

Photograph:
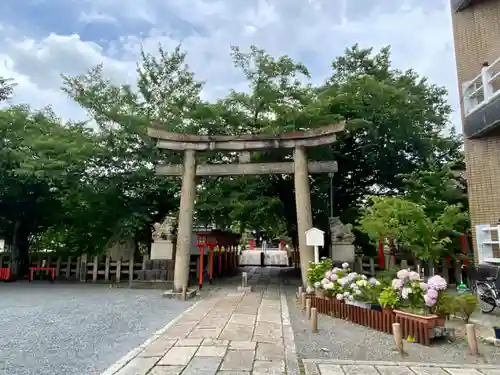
[{"x1": 0, "y1": 0, "x2": 460, "y2": 130}]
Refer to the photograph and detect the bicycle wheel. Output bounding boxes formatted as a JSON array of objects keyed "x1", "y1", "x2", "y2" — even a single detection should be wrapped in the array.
[{"x1": 472, "y1": 282, "x2": 496, "y2": 313}]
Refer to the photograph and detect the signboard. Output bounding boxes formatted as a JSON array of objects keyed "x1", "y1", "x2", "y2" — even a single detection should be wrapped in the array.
[{"x1": 305, "y1": 228, "x2": 324, "y2": 247}]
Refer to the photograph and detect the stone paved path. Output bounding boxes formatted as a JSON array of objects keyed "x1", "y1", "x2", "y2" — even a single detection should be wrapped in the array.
[
  {"x1": 302, "y1": 360, "x2": 500, "y2": 375},
  {"x1": 101, "y1": 268, "x2": 299, "y2": 375}
]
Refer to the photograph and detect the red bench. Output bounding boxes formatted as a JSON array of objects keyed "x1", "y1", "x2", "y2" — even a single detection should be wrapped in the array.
[
  {"x1": 29, "y1": 267, "x2": 56, "y2": 282},
  {"x1": 0, "y1": 268, "x2": 11, "y2": 281}
]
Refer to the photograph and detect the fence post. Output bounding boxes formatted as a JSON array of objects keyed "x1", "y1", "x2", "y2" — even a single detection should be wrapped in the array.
[
  {"x1": 400, "y1": 259, "x2": 408, "y2": 269},
  {"x1": 306, "y1": 298, "x2": 311, "y2": 319},
  {"x1": 116, "y1": 258, "x2": 122, "y2": 283},
  {"x1": 92, "y1": 255, "x2": 98, "y2": 282},
  {"x1": 311, "y1": 307, "x2": 318, "y2": 332},
  {"x1": 79, "y1": 254, "x2": 87, "y2": 282},
  {"x1": 128, "y1": 253, "x2": 134, "y2": 284},
  {"x1": 56, "y1": 257, "x2": 61, "y2": 277},
  {"x1": 104, "y1": 255, "x2": 110, "y2": 281},
  {"x1": 355, "y1": 257, "x2": 363, "y2": 273},
  {"x1": 466, "y1": 323, "x2": 479, "y2": 355},
  {"x1": 369, "y1": 258, "x2": 375, "y2": 276},
  {"x1": 392, "y1": 323, "x2": 403, "y2": 354},
  {"x1": 65, "y1": 256, "x2": 72, "y2": 279},
  {"x1": 142, "y1": 254, "x2": 149, "y2": 270}
]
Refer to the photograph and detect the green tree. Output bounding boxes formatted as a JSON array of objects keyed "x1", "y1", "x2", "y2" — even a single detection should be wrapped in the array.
[{"x1": 0, "y1": 105, "x2": 98, "y2": 276}]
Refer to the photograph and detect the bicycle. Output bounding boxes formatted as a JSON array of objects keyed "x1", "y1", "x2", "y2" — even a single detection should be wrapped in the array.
[{"x1": 470, "y1": 264, "x2": 500, "y2": 313}]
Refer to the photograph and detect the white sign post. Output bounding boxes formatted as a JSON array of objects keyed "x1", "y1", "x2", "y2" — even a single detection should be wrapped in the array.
[{"x1": 305, "y1": 227, "x2": 324, "y2": 264}]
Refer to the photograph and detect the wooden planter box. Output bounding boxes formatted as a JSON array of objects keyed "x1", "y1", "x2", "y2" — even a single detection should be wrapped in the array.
[{"x1": 309, "y1": 296, "x2": 433, "y2": 345}]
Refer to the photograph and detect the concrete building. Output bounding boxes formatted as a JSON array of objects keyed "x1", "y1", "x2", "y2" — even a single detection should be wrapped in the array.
[{"x1": 450, "y1": 0, "x2": 500, "y2": 260}]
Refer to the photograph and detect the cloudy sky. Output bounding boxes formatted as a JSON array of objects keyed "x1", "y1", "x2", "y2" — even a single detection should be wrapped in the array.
[{"x1": 0, "y1": 0, "x2": 460, "y2": 131}]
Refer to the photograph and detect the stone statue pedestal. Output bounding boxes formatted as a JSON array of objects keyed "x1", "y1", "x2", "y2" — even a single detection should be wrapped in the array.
[
  {"x1": 151, "y1": 240, "x2": 173, "y2": 260},
  {"x1": 331, "y1": 241, "x2": 355, "y2": 263}
]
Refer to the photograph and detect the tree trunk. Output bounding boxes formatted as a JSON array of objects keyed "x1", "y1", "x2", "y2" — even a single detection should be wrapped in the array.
[{"x1": 10, "y1": 220, "x2": 30, "y2": 279}]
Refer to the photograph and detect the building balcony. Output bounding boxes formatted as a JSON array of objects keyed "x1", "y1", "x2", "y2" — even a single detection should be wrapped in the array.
[{"x1": 462, "y1": 57, "x2": 500, "y2": 138}]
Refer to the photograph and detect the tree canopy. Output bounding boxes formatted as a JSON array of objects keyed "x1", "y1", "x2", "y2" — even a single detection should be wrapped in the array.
[{"x1": 0, "y1": 43, "x2": 466, "y2": 276}]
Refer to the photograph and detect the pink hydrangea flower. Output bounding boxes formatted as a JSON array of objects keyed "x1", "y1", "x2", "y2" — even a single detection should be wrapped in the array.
[
  {"x1": 427, "y1": 275, "x2": 447, "y2": 291},
  {"x1": 426, "y1": 288, "x2": 438, "y2": 299},
  {"x1": 396, "y1": 269, "x2": 410, "y2": 280},
  {"x1": 424, "y1": 294, "x2": 436, "y2": 307},
  {"x1": 392, "y1": 279, "x2": 404, "y2": 290}
]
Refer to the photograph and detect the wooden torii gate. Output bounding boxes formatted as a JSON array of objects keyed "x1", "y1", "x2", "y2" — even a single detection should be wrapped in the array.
[{"x1": 148, "y1": 122, "x2": 344, "y2": 290}]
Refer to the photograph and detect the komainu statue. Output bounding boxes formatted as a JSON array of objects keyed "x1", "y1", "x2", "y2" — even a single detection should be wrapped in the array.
[
  {"x1": 329, "y1": 217, "x2": 354, "y2": 242},
  {"x1": 152, "y1": 216, "x2": 175, "y2": 241}
]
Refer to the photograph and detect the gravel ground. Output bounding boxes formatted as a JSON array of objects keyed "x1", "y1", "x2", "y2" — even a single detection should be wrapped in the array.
[
  {"x1": 0, "y1": 282, "x2": 194, "y2": 375},
  {"x1": 285, "y1": 288, "x2": 500, "y2": 365}
]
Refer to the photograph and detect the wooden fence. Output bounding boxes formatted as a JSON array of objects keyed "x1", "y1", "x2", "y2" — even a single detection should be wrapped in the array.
[{"x1": 308, "y1": 296, "x2": 433, "y2": 346}]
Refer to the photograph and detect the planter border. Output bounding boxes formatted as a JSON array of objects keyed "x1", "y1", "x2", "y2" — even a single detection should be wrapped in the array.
[{"x1": 309, "y1": 296, "x2": 432, "y2": 345}]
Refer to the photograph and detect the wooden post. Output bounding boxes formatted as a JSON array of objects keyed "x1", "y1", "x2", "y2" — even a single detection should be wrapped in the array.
[
  {"x1": 400, "y1": 259, "x2": 408, "y2": 269},
  {"x1": 298, "y1": 286, "x2": 303, "y2": 300},
  {"x1": 311, "y1": 307, "x2": 318, "y2": 332},
  {"x1": 369, "y1": 258, "x2": 375, "y2": 276},
  {"x1": 79, "y1": 254, "x2": 87, "y2": 282},
  {"x1": 65, "y1": 256, "x2": 72, "y2": 279},
  {"x1": 466, "y1": 323, "x2": 479, "y2": 355},
  {"x1": 242, "y1": 272, "x2": 248, "y2": 287},
  {"x1": 355, "y1": 257, "x2": 363, "y2": 273},
  {"x1": 104, "y1": 255, "x2": 110, "y2": 281},
  {"x1": 392, "y1": 323, "x2": 403, "y2": 354},
  {"x1": 92, "y1": 255, "x2": 99, "y2": 282},
  {"x1": 301, "y1": 292, "x2": 306, "y2": 310},
  {"x1": 128, "y1": 253, "x2": 134, "y2": 285},
  {"x1": 142, "y1": 254, "x2": 149, "y2": 270},
  {"x1": 55, "y1": 257, "x2": 61, "y2": 276},
  {"x1": 306, "y1": 298, "x2": 311, "y2": 319},
  {"x1": 116, "y1": 258, "x2": 122, "y2": 283}
]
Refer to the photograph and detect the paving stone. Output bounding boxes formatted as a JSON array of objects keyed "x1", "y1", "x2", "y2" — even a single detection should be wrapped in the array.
[
  {"x1": 195, "y1": 345, "x2": 227, "y2": 357},
  {"x1": 257, "y1": 313, "x2": 282, "y2": 324},
  {"x1": 304, "y1": 362, "x2": 321, "y2": 375},
  {"x1": 479, "y1": 371, "x2": 500, "y2": 375},
  {"x1": 181, "y1": 356, "x2": 222, "y2": 375},
  {"x1": 255, "y1": 342, "x2": 285, "y2": 361},
  {"x1": 175, "y1": 338, "x2": 203, "y2": 347},
  {"x1": 149, "y1": 366, "x2": 185, "y2": 375},
  {"x1": 410, "y1": 368, "x2": 449, "y2": 375},
  {"x1": 342, "y1": 365, "x2": 380, "y2": 375},
  {"x1": 376, "y1": 366, "x2": 415, "y2": 375},
  {"x1": 234, "y1": 305, "x2": 259, "y2": 314},
  {"x1": 216, "y1": 371, "x2": 250, "y2": 375},
  {"x1": 202, "y1": 339, "x2": 230, "y2": 346},
  {"x1": 188, "y1": 327, "x2": 222, "y2": 339},
  {"x1": 444, "y1": 370, "x2": 485, "y2": 375},
  {"x1": 198, "y1": 316, "x2": 231, "y2": 328},
  {"x1": 157, "y1": 346, "x2": 198, "y2": 366},
  {"x1": 139, "y1": 338, "x2": 177, "y2": 357},
  {"x1": 228, "y1": 313, "x2": 256, "y2": 326},
  {"x1": 114, "y1": 357, "x2": 159, "y2": 375},
  {"x1": 164, "y1": 324, "x2": 195, "y2": 339},
  {"x1": 229, "y1": 341, "x2": 257, "y2": 350},
  {"x1": 252, "y1": 322, "x2": 282, "y2": 343},
  {"x1": 220, "y1": 350, "x2": 255, "y2": 371},
  {"x1": 252, "y1": 360, "x2": 285, "y2": 375},
  {"x1": 219, "y1": 324, "x2": 254, "y2": 341}
]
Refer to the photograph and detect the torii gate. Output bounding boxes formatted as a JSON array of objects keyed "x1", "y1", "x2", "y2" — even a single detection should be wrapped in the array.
[{"x1": 148, "y1": 122, "x2": 344, "y2": 289}]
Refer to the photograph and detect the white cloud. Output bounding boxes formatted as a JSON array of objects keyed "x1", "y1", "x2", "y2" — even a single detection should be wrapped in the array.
[{"x1": 0, "y1": 0, "x2": 460, "y2": 129}]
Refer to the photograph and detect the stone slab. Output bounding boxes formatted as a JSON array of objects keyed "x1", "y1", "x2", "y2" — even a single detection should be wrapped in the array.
[
  {"x1": 216, "y1": 372, "x2": 250, "y2": 375},
  {"x1": 195, "y1": 345, "x2": 227, "y2": 357},
  {"x1": 443, "y1": 370, "x2": 485, "y2": 375},
  {"x1": 341, "y1": 365, "x2": 381, "y2": 375},
  {"x1": 402, "y1": 368, "x2": 448, "y2": 375},
  {"x1": 149, "y1": 366, "x2": 185, "y2": 375},
  {"x1": 252, "y1": 322, "x2": 282, "y2": 343},
  {"x1": 175, "y1": 338, "x2": 203, "y2": 347},
  {"x1": 236, "y1": 286, "x2": 253, "y2": 292},
  {"x1": 228, "y1": 313, "x2": 256, "y2": 326},
  {"x1": 188, "y1": 327, "x2": 222, "y2": 339},
  {"x1": 114, "y1": 357, "x2": 160, "y2": 375},
  {"x1": 157, "y1": 346, "x2": 198, "y2": 366},
  {"x1": 220, "y1": 350, "x2": 255, "y2": 371},
  {"x1": 181, "y1": 356, "x2": 222, "y2": 375},
  {"x1": 202, "y1": 339, "x2": 229, "y2": 347},
  {"x1": 162, "y1": 288, "x2": 197, "y2": 300},
  {"x1": 255, "y1": 342, "x2": 285, "y2": 361},
  {"x1": 139, "y1": 338, "x2": 177, "y2": 357},
  {"x1": 376, "y1": 366, "x2": 415, "y2": 375},
  {"x1": 229, "y1": 341, "x2": 257, "y2": 350},
  {"x1": 252, "y1": 360, "x2": 285, "y2": 375},
  {"x1": 219, "y1": 324, "x2": 254, "y2": 341}
]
